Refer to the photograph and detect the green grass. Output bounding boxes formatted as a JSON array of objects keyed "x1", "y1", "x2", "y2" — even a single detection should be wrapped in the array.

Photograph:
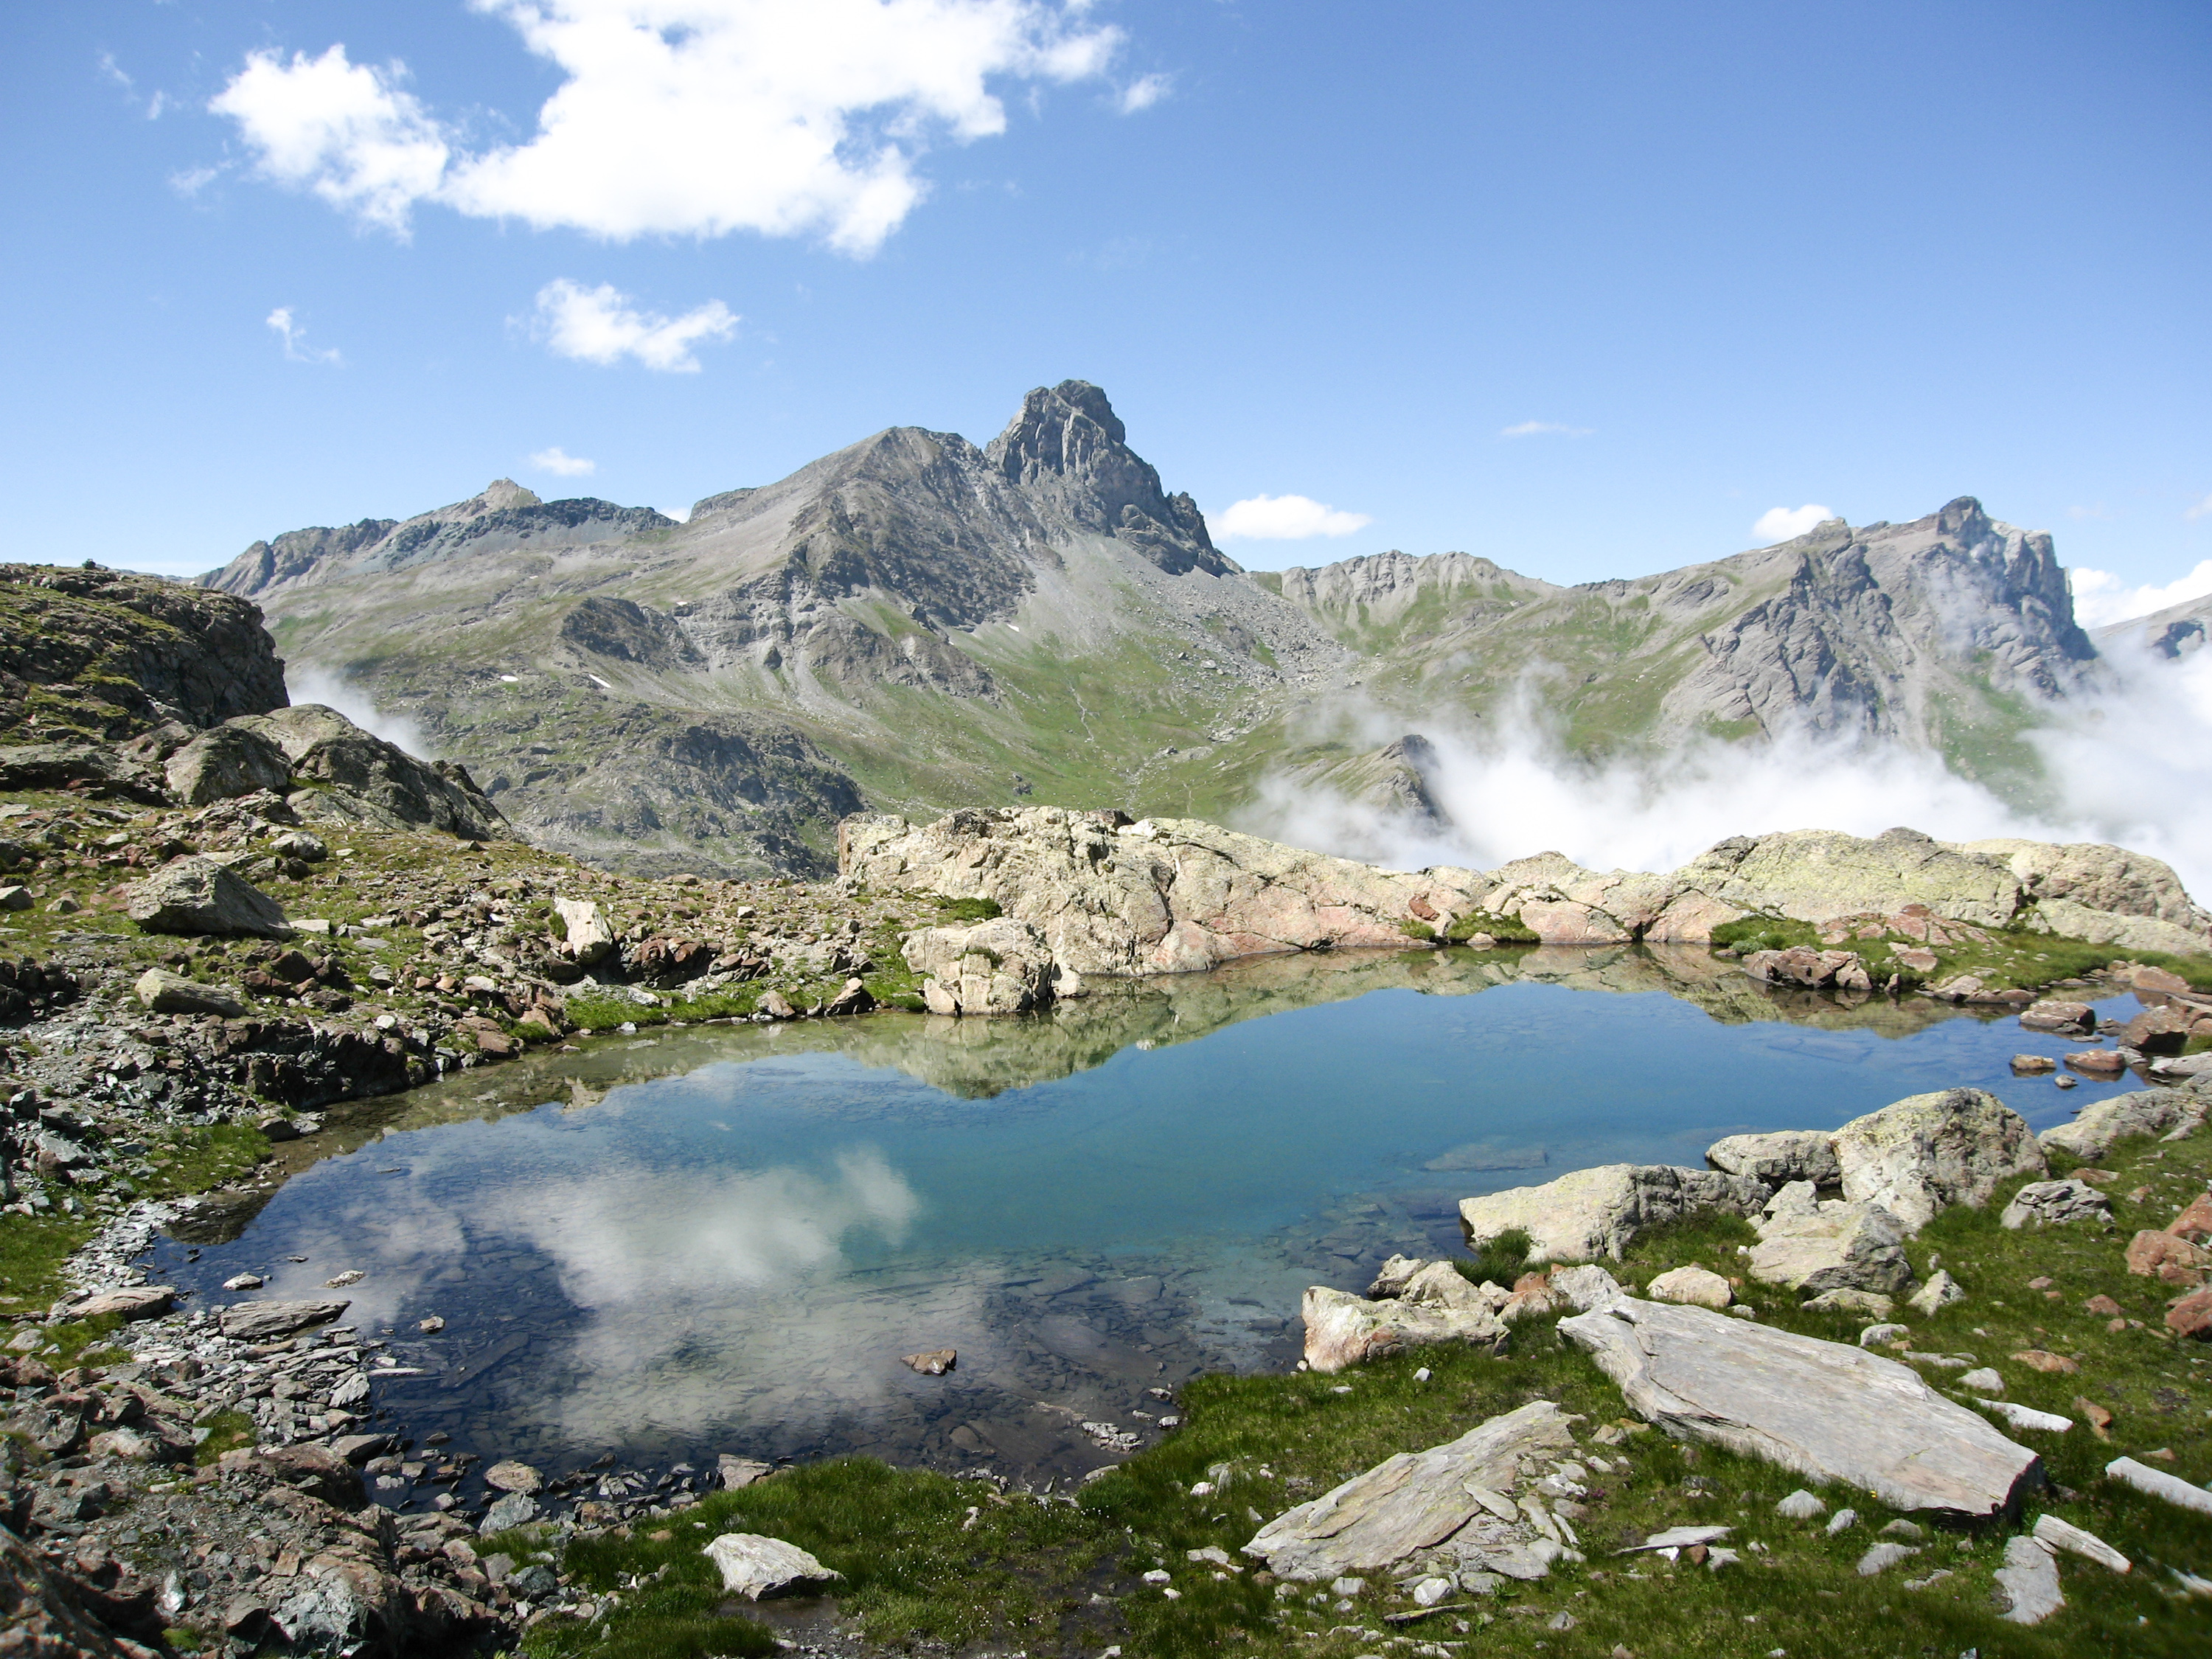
[
  {"x1": 932, "y1": 894, "x2": 1004, "y2": 923},
  {"x1": 1444, "y1": 908, "x2": 1540, "y2": 945},
  {"x1": 193, "y1": 1409, "x2": 255, "y2": 1465}
]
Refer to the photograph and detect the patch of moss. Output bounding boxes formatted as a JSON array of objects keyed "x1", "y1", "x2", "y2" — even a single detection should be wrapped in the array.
[
  {"x1": 1443, "y1": 908, "x2": 1538, "y2": 945},
  {"x1": 933, "y1": 894, "x2": 1004, "y2": 923},
  {"x1": 193, "y1": 1409, "x2": 255, "y2": 1465}
]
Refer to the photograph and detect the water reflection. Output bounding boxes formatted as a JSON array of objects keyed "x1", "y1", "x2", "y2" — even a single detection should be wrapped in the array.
[{"x1": 153, "y1": 945, "x2": 2143, "y2": 1491}]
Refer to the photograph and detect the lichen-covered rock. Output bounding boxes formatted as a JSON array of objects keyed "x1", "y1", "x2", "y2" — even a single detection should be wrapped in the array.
[
  {"x1": 900, "y1": 915, "x2": 1061, "y2": 1015},
  {"x1": 1748, "y1": 1183, "x2": 1916, "y2": 1298},
  {"x1": 133, "y1": 966, "x2": 246, "y2": 1018},
  {"x1": 2018, "y1": 999, "x2": 2095, "y2": 1034},
  {"x1": 1832, "y1": 1088, "x2": 2046, "y2": 1231},
  {"x1": 1301, "y1": 1281, "x2": 1503, "y2": 1374},
  {"x1": 228, "y1": 705, "x2": 504, "y2": 841},
  {"x1": 1741, "y1": 947, "x2": 1871, "y2": 990},
  {"x1": 1459, "y1": 1164, "x2": 1770, "y2": 1263},
  {"x1": 1675, "y1": 828, "x2": 2025, "y2": 930},
  {"x1": 164, "y1": 723, "x2": 294, "y2": 806},
  {"x1": 1646, "y1": 1265, "x2": 1733, "y2": 1308},
  {"x1": 2040, "y1": 1089, "x2": 2206, "y2": 1161},
  {"x1": 701, "y1": 1533, "x2": 841, "y2": 1600},
  {"x1": 1242, "y1": 1400, "x2": 1582, "y2": 1581},
  {"x1": 1705, "y1": 1129, "x2": 1840, "y2": 1187},
  {"x1": 125, "y1": 855, "x2": 291, "y2": 939},
  {"x1": 1999, "y1": 1178, "x2": 2112, "y2": 1231}
]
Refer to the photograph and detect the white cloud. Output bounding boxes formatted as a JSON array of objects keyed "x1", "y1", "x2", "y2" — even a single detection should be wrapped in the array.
[
  {"x1": 1213, "y1": 493, "x2": 1372, "y2": 542},
  {"x1": 265, "y1": 307, "x2": 343, "y2": 366},
  {"x1": 529, "y1": 279, "x2": 737, "y2": 372},
  {"x1": 529, "y1": 445, "x2": 597, "y2": 476},
  {"x1": 209, "y1": 1, "x2": 1121, "y2": 254},
  {"x1": 2186, "y1": 492, "x2": 2212, "y2": 521},
  {"x1": 2068, "y1": 559, "x2": 2212, "y2": 628},
  {"x1": 1499, "y1": 420, "x2": 1593, "y2": 438},
  {"x1": 1119, "y1": 72, "x2": 1170, "y2": 113},
  {"x1": 1751, "y1": 503, "x2": 1834, "y2": 543},
  {"x1": 212, "y1": 46, "x2": 449, "y2": 236}
]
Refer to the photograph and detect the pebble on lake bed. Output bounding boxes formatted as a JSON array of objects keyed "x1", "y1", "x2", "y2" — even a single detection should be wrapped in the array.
[
  {"x1": 484, "y1": 1459, "x2": 542, "y2": 1494},
  {"x1": 419, "y1": 1315, "x2": 445, "y2": 1332}
]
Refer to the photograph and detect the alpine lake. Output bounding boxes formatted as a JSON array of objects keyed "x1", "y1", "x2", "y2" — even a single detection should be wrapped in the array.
[{"x1": 148, "y1": 942, "x2": 2147, "y2": 1513}]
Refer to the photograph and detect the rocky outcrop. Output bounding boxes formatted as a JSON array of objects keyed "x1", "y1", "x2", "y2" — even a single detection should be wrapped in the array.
[
  {"x1": 1832, "y1": 1088, "x2": 2046, "y2": 1231},
  {"x1": 164, "y1": 723, "x2": 295, "y2": 807},
  {"x1": 229, "y1": 706, "x2": 503, "y2": 841},
  {"x1": 1999, "y1": 1178, "x2": 2111, "y2": 1230},
  {"x1": 1242, "y1": 1400, "x2": 1585, "y2": 1582},
  {"x1": 899, "y1": 917, "x2": 1065, "y2": 1015},
  {"x1": 1457, "y1": 1164, "x2": 1770, "y2": 1263},
  {"x1": 1557, "y1": 1298, "x2": 2042, "y2": 1517}
]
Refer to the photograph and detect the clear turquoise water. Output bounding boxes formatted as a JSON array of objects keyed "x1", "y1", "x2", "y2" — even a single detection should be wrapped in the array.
[{"x1": 153, "y1": 956, "x2": 2143, "y2": 1493}]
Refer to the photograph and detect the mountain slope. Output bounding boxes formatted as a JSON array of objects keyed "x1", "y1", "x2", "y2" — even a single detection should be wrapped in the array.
[{"x1": 201, "y1": 384, "x2": 2110, "y2": 877}]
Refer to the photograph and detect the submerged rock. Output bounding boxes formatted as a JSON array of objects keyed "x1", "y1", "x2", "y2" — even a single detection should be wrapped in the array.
[
  {"x1": 1242, "y1": 1399, "x2": 1582, "y2": 1581},
  {"x1": 1459, "y1": 1164, "x2": 1770, "y2": 1263},
  {"x1": 1557, "y1": 1297, "x2": 2041, "y2": 1517}
]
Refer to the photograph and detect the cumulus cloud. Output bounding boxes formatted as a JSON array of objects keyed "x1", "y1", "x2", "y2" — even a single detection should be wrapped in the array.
[
  {"x1": 529, "y1": 445, "x2": 597, "y2": 476},
  {"x1": 1213, "y1": 493, "x2": 1371, "y2": 542},
  {"x1": 2069, "y1": 559, "x2": 2212, "y2": 628},
  {"x1": 1751, "y1": 503, "x2": 1834, "y2": 543},
  {"x1": 530, "y1": 279, "x2": 737, "y2": 372},
  {"x1": 209, "y1": 1, "x2": 1121, "y2": 254},
  {"x1": 265, "y1": 307, "x2": 343, "y2": 366},
  {"x1": 1119, "y1": 72, "x2": 1170, "y2": 113},
  {"x1": 1499, "y1": 420, "x2": 1593, "y2": 438}
]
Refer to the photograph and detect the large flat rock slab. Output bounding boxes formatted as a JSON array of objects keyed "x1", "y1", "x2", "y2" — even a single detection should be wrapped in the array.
[
  {"x1": 1558, "y1": 1298, "x2": 2040, "y2": 1517},
  {"x1": 1242, "y1": 1399, "x2": 1582, "y2": 1582}
]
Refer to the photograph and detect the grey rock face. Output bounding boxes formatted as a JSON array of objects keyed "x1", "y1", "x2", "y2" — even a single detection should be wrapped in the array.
[
  {"x1": 164, "y1": 723, "x2": 294, "y2": 806},
  {"x1": 1458, "y1": 1164, "x2": 1770, "y2": 1264},
  {"x1": 1242, "y1": 1400, "x2": 1582, "y2": 1581},
  {"x1": 1748, "y1": 1183, "x2": 1915, "y2": 1297},
  {"x1": 1557, "y1": 1297, "x2": 2042, "y2": 1516},
  {"x1": 125, "y1": 856, "x2": 291, "y2": 939},
  {"x1": 1832, "y1": 1088, "x2": 2047, "y2": 1231},
  {"x1": 1705, "y1": 1129, "x2": 1840, "y2": 1187},
  {"x1": 1999, "y1": 1178, "x2": 2112, "y2": 1230}
]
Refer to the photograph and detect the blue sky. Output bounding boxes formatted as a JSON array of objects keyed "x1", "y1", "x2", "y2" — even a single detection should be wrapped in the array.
[{"x1": 5, "y1": 1, "x2": 2208, "y2": 616}]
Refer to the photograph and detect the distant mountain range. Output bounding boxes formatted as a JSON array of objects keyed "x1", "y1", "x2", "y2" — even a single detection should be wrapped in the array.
[{"x1": 201, "y1": 380, "x2": 2145, "y2": 877}]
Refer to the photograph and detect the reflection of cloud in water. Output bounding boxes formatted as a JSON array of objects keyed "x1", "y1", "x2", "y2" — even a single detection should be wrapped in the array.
[{"x1": 237, "y1": 1183, "x2": 469, "y2": 1335}]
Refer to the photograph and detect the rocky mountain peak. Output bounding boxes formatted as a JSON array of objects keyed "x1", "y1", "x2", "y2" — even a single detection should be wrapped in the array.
[
  {"x1": 463, "y1": 479, "x2": 542, "y2": 516},
  {"x1": 1935, "y1": 495, "x2": 1992, "y2": 542},
  {"x1": 985, "y1": 381, "x2": 1235, "y2": 577}
]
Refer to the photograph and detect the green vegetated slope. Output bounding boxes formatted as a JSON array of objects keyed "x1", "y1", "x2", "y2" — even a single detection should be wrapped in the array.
[{"x1": 526, "y1": 1121, "x2": 2212, "y2": 1659}]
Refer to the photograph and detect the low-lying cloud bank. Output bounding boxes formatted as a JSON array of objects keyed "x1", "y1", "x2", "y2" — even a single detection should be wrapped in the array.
[{"x1": 1246, "y1": 647, "x2": 2212, "y2": 904}]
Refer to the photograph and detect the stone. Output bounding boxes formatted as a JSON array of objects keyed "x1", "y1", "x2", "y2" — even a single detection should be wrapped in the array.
[
  {"x1": 1832, "y1": 1088, "x2": 2046, "y2": 1231},
  {"x1": 2010, "y1": 1054, "x2": 2058, "y2": 1074},
  {"x1": 1858, "y1": 1322, "x2": 1909, "y2": 1348},
  {"x1": 1977, "y1": 1400, "x2": 2071, "y2": 1434},
  {"x1": 1826, "y1": 1508, "x2": 1859, "y2": 1534},
  {"x1": 701, "y1": 1534, "x2": 841, "y2": 1600},
  {"x1": 1747, "y1": 1183, "x2": 1914, "y2": 1298},
  {"x1": 1459, "y1": 1164, "x2": 1769, "y2": 1263},
  {"x1": 2166, "y1": 1288, "x2": 2212, "y2": 1339},
  {"x1": 125, "y1": 855, "x2": 291, "y2": 939},
  {"x1": 1301, "y1": 1284, "x2": 1503, "y2": 1374},
  {"x1": 1705, "y1": 1129, "x2": 1840, "y2": 1187},
  {"x1": 1774, "y1": 1489, "x2": 1826, "y2": 1519},
  {"x1": 1548, "y1": 1264, "x2": 1630, "y2": 1311},
  {"x1": 0, "y1": 886, "x2": 32, "y2": 911},
  {"x1": 1622, "y1": 1525, "x2": 1733, "y2": 1554},
  {"x1": 2165, "y1": 1192, "x2": 2212, "y2": 1242},
  {"x1": 1557, "y1": 1298, "x2": 2041, "y2": 1516},
  {"x1": 1905, "y1": 1270, "x2": 1964, "y2": 1316},
  {"x1": 2065, "y1": 1049, "x2": 2128, "y2": 1075},
  {"x1": 824, "y1": 977, "x2": 874, "y2": 1017},
  {"x1": 331, "y1": 1434, "x2": 396, "y2": 1464},
  {"x1": 1740, "y1": 947, "x2": 1867, "y2": 990},
  {"x1": 2041, "y1": 1089, "x2": 2206, "y2": 1160},
  {"x1": 216, "y1": 1298, "x2": 350, "y2": 1341},
  {"x1": 483, "y1": 1461, "x2": 541, "y2": 1494},
  {"x1": 2032, "y1": 1514, "x2": 2129, "y2": 1573},
  {"x1": 2105, "y1": 1454, "x2": 2212, "y2": 1514},
  {"x1": 718, "y1": 1455, "x2": 773, "y2": 1490},
  {"x1": 1242, "y1": 1399, "x2": 1581, "y2": 1582},
  {"x1": 2011, "y1": 1349, "x2": 2078, "y2": 1374},
  {"x1": 1801, "y1": 1288, "x2": 1895, "y2": 1318},
  {"x1": 901, "y1": 916, "x2": 1060, "y2": 1015},
  {"x1": 756, "y1": 990, "x2": 798, "y2": 1020},
  {"x1": 2018, "y1": 1000, "x2": 2095, "y2": 1034},
  {"x1": 1958, "y1": 1368, "x2": 2004, "y2": 1393},
  {"x1": 2000, "y1": 1178, "x2": 2112, "y2": 1231},
  {"x1": 900, "y1": 1349, "x2": 956, "y2": 1376},
  {"x1": 479, "y1": 1493, "x2": 539, "y2": 1534},
  {"x1": 70, "y1": 1285, "x2": 175, "y2": 1321},
  {"x1": 1857, "y1": 1543, "x2": 1921, "y2": 1575},
  {"x1": 2124, "y1": 1229, "x2": 2207, "y2": 1279},
  {"x1": 133, "y1": 966, "x2": 246, "y2": 1017},
  {"x1": 553, "y1": 897, "x2": 614, "y2": 966},
  {"x1": 2121, "y1": 1006, "x2": 2193, "y2": 1055},
  {"x1": 164, "y1": 723, "x2": 295, "y2": 807},
  {"x1": 222, "y1": 1273, "x2": 264, "y2": 1291},
  {"x1": 1992, "y1": 1534, "x2": 2064, "y2": 1624},
  {"x1": 1646, "y1": 1265, "x2": 1733, "y2": 1309}
]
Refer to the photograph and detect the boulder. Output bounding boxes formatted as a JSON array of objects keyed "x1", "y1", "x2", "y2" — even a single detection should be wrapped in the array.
[
  {"x1": 2104, "y1": 1454, "x2": 2212, "y2": 1514},
  {"x1": 2000, "y1": 1178, "x2": 2112, "y2": 1231},
  {"x1": 71, "y1": 1285, "x2": 175, "y2": 1321},
  {"x1": 1242, "y1": 1400, "x2": 1582, "y2": 1582},
  {"x1": 2124, "y1": 1228, "x2": 2208, "y2": 1281},
  {"x1": 133, "y1": 967, "x2": 246, "y2": 1018},
  {"x1": 1705, "y1": 1129, "x2": 1840, "y2": 1188},
  {"x1": 2121, "y1": 1006, "x2": 2194, "y2": 1055},
  {"x1": 1747, "y1": 1183, "x2": 1915, "y2": 1298},
  {"x1": 2010, "y1": 1054, "x2": 2058, "y2": 1074},
  {"x1": 2031, "y1": 1514, "x2": 2129, "y2": 1573},
  {"x1": 1992, "y1": 1534, "x2": 2064, "y2": 1624},
  {"x1": 125, "y1": 855, "x2": 291, "y2": 939},
  {"x1": 1646, "y1": 1265, "x2": 1733, "y2": 1309},
  {"x1": 164, "y1": 723, "x2": 294, "y2": 807},
  {"x1": 2018, "y1": 1000, "x2": 2095, "y2": 1034},
  {"x1": 700, "y1": 1534, "x2": 841, "y2": 1600},
  {"x1": 1832, "y1": 1088, "x2": 2047, "y2": 1231},
  {"x1": 1802, "y1": 1287, "x2": 1896, "y2": 1318},
  {"x1": 1557, "y1": 1298, "x2": 2042, "y2": 1517},
  {"x1": 1459, "y1": 1164, "x2": 1770, "y2": 1263},
  {"x1": 1740, "y1": 947, "x2": 1869, "y2": 990},
  {"x1": 2040, "y1": 1089, "x2": 2205, "y2": 1161},
  {"x1": 1905, "y1": 1270, "x2": 1966, "y2": 1316},
  {"x1": 717, "y1": 1455, "x2": 773, "y2": 1490},
  {"x1": 2167, "y1": 1288, "x2": 2212, "y2": 1339},
  {"x1": 900, "y1": 916, "x2": 1059, "y2": 1015},
  {"x1": 228, "y1": 704, "x2": 504, "y2": 840},
  {"x1": 1548, "y1": 1264, "x2": 1631, "y2": 1312},
  {"x1": 1302, "y1": 1283, "x2": 1503, "y2": 1374},
  {"x1": 217, "y1": 1298, "x2": 350, "y2": 1342},
  {"x1": 483, "y1": 1461, "x2": 540, "y2": 1494},
  {"x1": 553, "y1": 897, "x2": 614, "y2": 966}
]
